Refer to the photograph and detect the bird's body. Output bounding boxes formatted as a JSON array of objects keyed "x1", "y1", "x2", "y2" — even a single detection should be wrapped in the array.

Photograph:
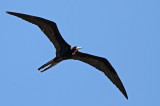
[{"x1": 7, "y1": 11, "x2": 128, "y2": 99}]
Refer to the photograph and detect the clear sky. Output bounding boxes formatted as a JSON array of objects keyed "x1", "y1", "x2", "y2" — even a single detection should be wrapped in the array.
[{"x1": 1, "y1": 0, "x2": 159, "y2": 106}]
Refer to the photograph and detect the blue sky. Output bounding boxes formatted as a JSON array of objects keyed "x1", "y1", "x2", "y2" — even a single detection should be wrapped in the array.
[{"x1": 1, "y1": 0, "x2": 160, "y2": 106}]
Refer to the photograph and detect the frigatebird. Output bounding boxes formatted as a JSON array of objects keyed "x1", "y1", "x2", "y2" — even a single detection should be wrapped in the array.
[{"x1": 7, "y1": 11, "x2": 128, "y2": 99}]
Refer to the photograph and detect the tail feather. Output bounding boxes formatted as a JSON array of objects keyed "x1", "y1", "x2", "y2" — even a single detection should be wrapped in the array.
[
  {"x1": 38, "y1": 57, "x2": 60, "y2": 72},
  {"x1": 38, "y1": 59, "x2": 53, "y2": 71},
  {"x1": 40, "y1": 62, "x2": 58, "y2": 73}
]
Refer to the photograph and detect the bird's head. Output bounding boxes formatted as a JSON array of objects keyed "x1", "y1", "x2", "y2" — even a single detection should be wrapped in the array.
[{"x1": 71, "y1": 46, "x2": 82, "y2": 55}]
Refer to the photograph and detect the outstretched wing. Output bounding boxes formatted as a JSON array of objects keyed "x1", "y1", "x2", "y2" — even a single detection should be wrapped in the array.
[
  {"x1": 7, "y1": 11, "x2": 70, "y2": 52},
  {"x1": 72, "y1": 51, "x2": 128, "y2": 99}
]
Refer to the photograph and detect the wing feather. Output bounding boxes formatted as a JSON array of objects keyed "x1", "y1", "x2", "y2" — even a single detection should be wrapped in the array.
[
  {"x1": 72, "y1": 51, "x2": 128, "y2": 99},
  {"x1": 7, "y1": 11, "x2": 70, "y2": 51}
]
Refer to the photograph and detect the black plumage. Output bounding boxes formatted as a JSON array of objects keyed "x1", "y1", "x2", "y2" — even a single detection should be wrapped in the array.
[{"x1": 7, "y1": 11, "x2": 128, "y2": 99}]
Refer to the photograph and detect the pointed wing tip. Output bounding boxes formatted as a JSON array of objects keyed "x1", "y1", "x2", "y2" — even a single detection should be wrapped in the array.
[
  {"x1": 114, "y1": 77, "x2": 128, "y2": 99},
  {"x1": 6, "y1": 11, "x2": 17, "y2": 16},
  {"x1": 6, "y1": 11, "x2": 12, "y2": 14},
  {"x1": 124, "y1": 92, "x2": 128, "y2": 100},
  {"x1": 126, "y1": 96, "x2": 128, "y2": 100},
  {"x1": 121, "y1": 88, "x2": 128, "y2": 100}
]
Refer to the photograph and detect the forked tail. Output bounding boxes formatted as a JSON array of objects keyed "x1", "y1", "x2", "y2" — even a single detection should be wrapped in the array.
[{"x1": 38, "y1": 57, "x2": 61, "y2": 73}]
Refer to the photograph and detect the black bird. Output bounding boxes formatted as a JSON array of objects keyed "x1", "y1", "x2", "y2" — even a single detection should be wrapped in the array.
[{"x1": 7, "y1": 11, "x2": 128, "y2": 99}]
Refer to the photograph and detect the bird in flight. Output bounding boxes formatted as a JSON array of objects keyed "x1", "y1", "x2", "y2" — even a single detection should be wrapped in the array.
[{"x1": 7, "y1": 11, "x2": 128, "y2": 99}]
